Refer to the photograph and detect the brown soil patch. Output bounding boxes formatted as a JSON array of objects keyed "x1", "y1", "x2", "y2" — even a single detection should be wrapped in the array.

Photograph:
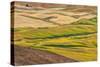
[{"x1": 13, "y1": 45, "x2": 77, "y2": 66}]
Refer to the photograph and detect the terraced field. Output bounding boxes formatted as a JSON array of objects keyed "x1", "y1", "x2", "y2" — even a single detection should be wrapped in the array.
[{"x1": 11, "y1": 1, "x2": 97, "y2": 66}]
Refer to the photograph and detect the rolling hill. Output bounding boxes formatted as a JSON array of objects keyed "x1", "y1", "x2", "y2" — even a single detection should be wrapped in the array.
[{"x1": 11, "y1": 1, "x2": 97, "y2": 65}]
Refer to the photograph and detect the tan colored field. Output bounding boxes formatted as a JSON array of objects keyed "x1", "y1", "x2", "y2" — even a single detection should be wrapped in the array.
[
  {"x1": 14, "y1": 13, "x2": 58, "y2": 28},
  {"x1": 12, "y1": 2, "x2": 96, "y2": 28}
]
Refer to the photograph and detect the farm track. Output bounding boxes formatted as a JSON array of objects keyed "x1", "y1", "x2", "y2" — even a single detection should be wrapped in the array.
[{"x1": 14, "y1": 45, "x2": 77, "y2": 66}]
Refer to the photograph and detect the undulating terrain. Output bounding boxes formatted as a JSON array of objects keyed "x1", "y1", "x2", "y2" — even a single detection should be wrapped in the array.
[{"x1": 11, "y1": 1, "x2": 97, "y2": 66}]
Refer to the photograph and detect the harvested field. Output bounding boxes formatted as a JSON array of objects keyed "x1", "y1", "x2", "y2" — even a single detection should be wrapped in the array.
[{"x1": 14, "y1": 45, "x2": 77, "y2": 66}]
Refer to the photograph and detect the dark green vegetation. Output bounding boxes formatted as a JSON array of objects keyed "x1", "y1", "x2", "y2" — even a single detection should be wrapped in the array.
[
  {"x1": 44, "y1": 44, "x2": 88, "y2": 48},
  {"x1": 14, "y1": 19, "x2": 96, "y2": 40}
]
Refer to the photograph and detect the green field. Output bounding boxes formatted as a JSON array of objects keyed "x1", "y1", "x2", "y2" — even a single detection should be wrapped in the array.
[{"x1": 13, "y1": 17, "x2": 97, "y2": 61}]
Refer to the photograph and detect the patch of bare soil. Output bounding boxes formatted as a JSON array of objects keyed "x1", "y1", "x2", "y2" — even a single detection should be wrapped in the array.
[{"x1": 13, "y1": 45, "x2": 77, "y2": 66}]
